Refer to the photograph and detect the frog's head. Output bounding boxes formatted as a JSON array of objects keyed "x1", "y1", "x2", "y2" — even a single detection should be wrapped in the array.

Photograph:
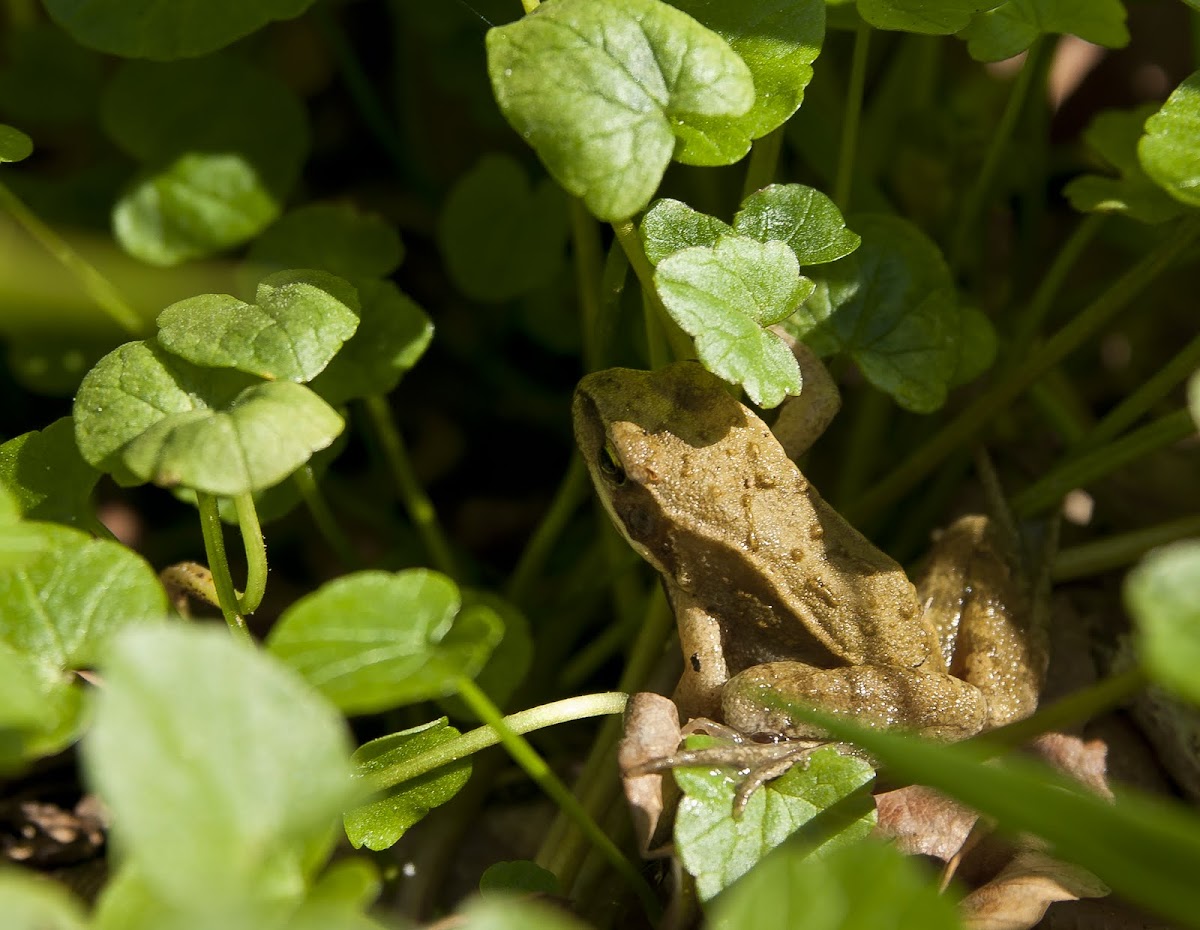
[{"x1": 572, "y1": 362, "x2": 749, "y2": 569}]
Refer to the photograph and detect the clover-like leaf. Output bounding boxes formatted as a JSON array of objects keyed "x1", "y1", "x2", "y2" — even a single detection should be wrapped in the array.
[
  {"x1": 674, "y1": 744, "x2": 876, "y2": 900},
  {"x1": 102, "y1": 57, "x2": 308, "y2": 265},
  {"x1": 267, "y1": 569, "x2": 504, "y2": 715},
  {"x1": 83, "y1": 625, "x2": 355, "y2": 908},
  {"x1": 669, "y1": 0, "x2": 825, "y2": 166},
  {"x1": 344, "y1": 718, "x2": 472, "y2": 851},
  {"x1": 157, "y1": 271, "x2": 359, "y2": 382},
  {"x1": 708, "y1": 839, "x2": 960, "y2": 930},
  {"x1": 487, "y1": 0, "x2": 754, "y2": 220},
  {"x1": 1139, "y1": 70, "x2": 1200, "y2": 209},
  {"x1": 246, "y1": 203, "x2": 405, "y2": 282},
  {"x1": 656, "y1": 235, "x2": 811, "y2": 408},
  {"x1": 74, "y1": 340, "x2": 343, "y2": 495},
  {"x1": 438, "y1": 154, "x2": 569, "y2": 302},
  {"x1": 782, "y1": 214, "x2": 959, "y2": 413},
  {"x1": 0, "y1": 123, "x2": 32, "y2": 163},
  {"x1": 735, "y1": 184, "x2": 861, "y2": 265},
  {"x1": 0, "y1": 417, "x2": 100, "y2": 527},
  {"x1": 858, "y1": 0, "x2": 1003, "y2": 35},
  {"x1": 1126, "y1": 541, "x2": 1200, "y2": 705},
  {"x1": 1064, "y1": 106, "x2": 1187, "y2": 224},
  {"x1": 43, "y1": 0, "x2": 315, "y2": 60},
  {"x1": 960, "y1": 0, "x2": 1129, "y2": 63}
]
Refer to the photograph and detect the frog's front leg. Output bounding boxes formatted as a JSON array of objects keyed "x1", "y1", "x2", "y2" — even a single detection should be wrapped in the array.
[
  {"x1": 669, "y1": 594, "x2": 730, "y2": 721},
  {"x1": 722, "y1": 662, "x2": 988, "y2": 742}
]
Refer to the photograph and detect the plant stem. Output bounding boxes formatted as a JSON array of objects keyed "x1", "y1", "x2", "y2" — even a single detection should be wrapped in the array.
[
  {"x1": 571, "y1": 198, "x2": 606, "y2": 372},
  {"x1": 232, "y1": 493, "x2": 268, "y2": 615},
  {"x1": 450, "y1": 680, "x2": 661, "y2": 922},
  {"x1": 950, "y1": 38, "x2": 1046, "y2": 272},
  {"x1": 611, "y1": 218, "x2": 656, "y2": 294},
  {"x1": 742, "y1": 125, "x2": 784, "y2": 200},
  {"x1": 1053, "y1": 515, "x2": 1200, "y2": 581},
  {"x1": 0, "y1": 181, "x2": 142, "y2": 335},
  {"x1": 506, "y1": 455, "x2": 589, "y2": 607},
  {"x1": 834, "y1": 21, "x2": 870, "y2": 211},
  {"x1": 292, "y1": 465, "x2": 362, "y2": 568},
  {"x1": 362, "y1": 393, "x2": 458, "y2": 579},
  {"x1": 846, "y1": 214, "x2": 1200, "y2": 523},
  {"x1": 195, "y1": 492, "x2": 251, "y2": 642},
  {"x1": 1012, "y1": 408, "x2": 1195, "y2": 518}
]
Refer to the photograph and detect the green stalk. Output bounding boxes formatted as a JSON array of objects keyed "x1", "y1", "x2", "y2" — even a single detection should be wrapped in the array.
[
  {"x1": 1053, "y1": 515, "x2": 1200, "y2": 581},
  {"x1": 834, "y1": 21, "x2": 870, "y2": 211},
  {"x1": 1012, "y1": 408, "x2": 1195, "y2": 518},
  {"x1": 742, "y1": 125, "x2": 784, "y2": 200},
  {"x1": 195, "y1": 492, "x2": 251, "y2": 642},
  {"x1": 0, "y1": 181, "x2": 143, "y2": 335},
  {"x1": 232, "y1": 493, "x2": 268, "y2": 615},
  {"x1": 847, "y1": 214, "x2": 1200, "y2": 523},
  {"x1": 451, "y1": 680, "x2": 661, "y2": 922},
  {"x1": 950, "y1": 38, "x2": 1047, "y2": 272},
  {"x1": 572, "y1": 197, "x2": 607, "y2": 372},
  {"x1": 292, "y1": 465, "x2": 362, "y2": 568},
  {"x1": 506, "y1": 455, "x2": 590, "y2": 607},
  {"x1": 362, "y1": 393, "x2": 458, "y2": 579}
]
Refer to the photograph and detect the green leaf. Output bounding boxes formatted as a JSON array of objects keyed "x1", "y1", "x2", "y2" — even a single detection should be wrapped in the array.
[
  {"x1": 486, "y1": 0, "x2": 754, "y2": 220},
  {"x1": 308, "y1": 281, "x2": 433, "y2": 406},
  {"x1": 1063, "y1": 106, "x2": 1186, "y2": 224},
  {"x1": 457, "y1": 896, "x2": 592, "y2": 930},
  {"x1": 1139, "y1": 69, "x2": 1200, "y2": 209},
  {"x1": 1126, "y1": 541, "x2": 1200, "y2": 705},
  {"x1": 157, "y1": 270, "x2": 360, "y2": 383},
  {"x1": 267, "y1": 569, "x2": 504, "y2": 715},
  {"x1": 438, "y1": 154, "x2": 569, "y2": 301},
  {"x1": 0, "y1": 867, "x2": 87, "y2": 930},
  {"x1": 0, "y1": 644, "x2": 83, "y2": 771},
  {"x1": 708, "y1": 840, "x2": 961, "y2": 930},
  {"x1": 948, "y1": 306, "x2": 997, "y2": 387},
  {"x1": 43, "y1": 0, "x2": 316, "y2": 61},
  {"x1": 479, "y1": 861, "x2": 562, "y2": 897},
  {"x1": 674, "y1": 744, "x2": 875, "y2": 900},
  {"x1": 83, "y1": 625, "x2": 355, "y2": 908},
  {"x1": 74, "y1": 340, "x2": 343, "y2": 495},
  {"x1": 344, "y1": 718, "x2": 472, "y2": 850},
  {"x1": 668, "y1": 0, "x2": 825, "y2": 166},
  {"x1": 782, "y1": 214, "x2": 959, "y2": 413},
  {"x1": 960, "y1": 0, "x2": 1129, "y2": 62},
  {"x1": 0, "y1": 24, "x2": 104, "y2": 125},
  {"x1": 0, "y1": 124, "x2": 32, "y2": 163},
  {"x1": 246, "y1": 203, "x2": 405, "y2": 282},
  {"x1": 857, "y1": 0, "x2": 1003, "y2": 35},
  {"x1": 655, "y1": 235, "x2": 810, "y2": 407},
  {"x1": 641, "y1": 198, "x2": 734, "y2": 265},
  {"x1": 102, "y1": 58, "x2": 308, "y2": 264},
  {"x1": 734, "y1": 184, "x2": 861, "y2": 266},
  {"x1": 0, "y1": 417, "x2": 101, "y2": 527}
]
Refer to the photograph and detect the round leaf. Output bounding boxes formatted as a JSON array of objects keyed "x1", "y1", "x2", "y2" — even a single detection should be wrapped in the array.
[
  {"x1": 0, "y1": 417, "x2": 101, "y2": 527},
  {"x1": 157, "y1": 270, "x2": 360, "y2": 382},
  {"x1": 83, "y1": 625, "x2": 354, "y2": 906},
  {"x1": 1126, "y1": 541, "x2": 1200, "y2": 705},
  {"x1": 960, "y1": 0, "x2": 1129, "y2": 63},
  {"x1": 344, "y1": 718, "x2": 472, "y2": 851},
  {"x1": 438, "y1": 154, "x2": 569, "y2": 301},
  {"x1": 858, "y1": 0, "x2": 1003, "y2": 35},
  {"x1": 246, "y1": 203, "x2": 404, "y2": 282},
  {"x1": 486, "y1": 0, "x2": 754, "y2": 220},
  {"x1": 1139, "y1": 69, "x2": 1200, "y2": 209},
  {"x1": 641, "y1": 198, "x2": 734, "y2": 265},
  {"x1": 43, "y1": 0, "x2": 316, "y2": 61},
  {"x1": 655, "y1": 235, "x2": 810, "y2": 407},
  {"x1": 267, "y1": 569, "x2": 504, "y2": 715},
  {"x1": 0, "y1": 124, "x2": 32, "y2": 163},
  {"x1": 734, "y1": 184, "x2": 861, "y2": 266},
  {"x1": 74, "y1": 340, "x2": 343, "y2": 495}
]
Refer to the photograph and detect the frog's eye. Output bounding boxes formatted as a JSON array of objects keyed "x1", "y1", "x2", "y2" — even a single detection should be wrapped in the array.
[{"x1": 598, "y1": 441, "x2": 626, "y2": 486}]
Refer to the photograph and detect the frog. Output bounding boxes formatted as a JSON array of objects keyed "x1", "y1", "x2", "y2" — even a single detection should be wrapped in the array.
[{"x1": 572, "y1": 361, "x2": 1046, "y2": 749}]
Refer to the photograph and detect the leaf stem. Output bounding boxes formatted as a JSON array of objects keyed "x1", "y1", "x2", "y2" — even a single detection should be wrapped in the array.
[
  {"x1": 506, "y1": 454, "x2": 589, "y2": 608},
  {"x1": 846, "y1": 214, "x2": 1200, "y2": 523},
  {"x1": 362, "y1": 394, "x2": 458, "y2": 579},
  {"x1": 1053, "y1": 515, "x2": 1200, "y2": 581},
  {"x1": 834, "y1": 21, "x2": 870, "y2": 211},
  {"x1": 950, "y1": 38, "x2": 1047, "y2": 272},
  {"x1": 232, "y1": 493, "x2": 267, "y2": 615},
  {"x1": 195, "y1": 492, "x2": 251, "y2": 642},
  {"x1": 571, "y1": 198, "x2": 606, "y2": 372},
  {"x1": 742, "y1": 126, "x2": 784, "y2": 200},
  {"x1": 450, "y1": 680, "x2": 661, "y2": 922},
  {"x1": 292, "y1": 465, "x2": 362, "y2": 568},
  {"x1": 0, "y1": 180, "x2": 142, "y2": 335}
]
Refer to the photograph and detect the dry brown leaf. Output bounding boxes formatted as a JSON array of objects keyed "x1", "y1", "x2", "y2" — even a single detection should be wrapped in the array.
[
  {"x1": 875, "y1": 784, "x2": 979, "y2": 860},
  {"x1": 618, "y1": 692, "x2": 682, "y2": 857},
  {"x1": 959, "y1": 844, "x2": 1110, "y2": 930}
]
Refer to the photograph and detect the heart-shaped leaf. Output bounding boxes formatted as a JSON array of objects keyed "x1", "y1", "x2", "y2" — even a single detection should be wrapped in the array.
[
  {"x1": 487, "y1": 0, "x2": 753, "y2": 220},
  {"x1": 156, "y1": 270, "x2": 359, "y2": 383},
  {"x1": 960, "y1": 0, "x2": 1129, "y2": 63},
  {"x1": 1139, "y1": 69, "x2": 1200, "y2": 209},
  {"x1": 74, "y1": 340, "x2": 343, "y2": 495},
  {"x1": 267, "y1": 569, "x2": 504, "y2": 715}
]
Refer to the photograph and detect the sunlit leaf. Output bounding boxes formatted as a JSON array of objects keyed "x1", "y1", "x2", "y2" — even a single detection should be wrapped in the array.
[
  {"x1": 1126, "y1": 541, "x2": 1200, "y2": 705},
  {"x1": 734, "y1": 184, "x2": 860, "y2": 265},
  {"x1": 858, "y1": 0, "x2": 1003, "y2": 35},
  {"x1": 0, "y1": 124, "x2": 32, "y2": 163},
  {"x1": 1139, "y1": 69, "x2": 1200, "y2": 209},
  {"x1": 0, "y1": 418, "x2": 100, "y2": 527},
  {"x1": 960, "y1": 0, "x2": 1129, "y2": 62},
  {"x1": 0, "y1": 868, "x2": 87, "y2": 930}
]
